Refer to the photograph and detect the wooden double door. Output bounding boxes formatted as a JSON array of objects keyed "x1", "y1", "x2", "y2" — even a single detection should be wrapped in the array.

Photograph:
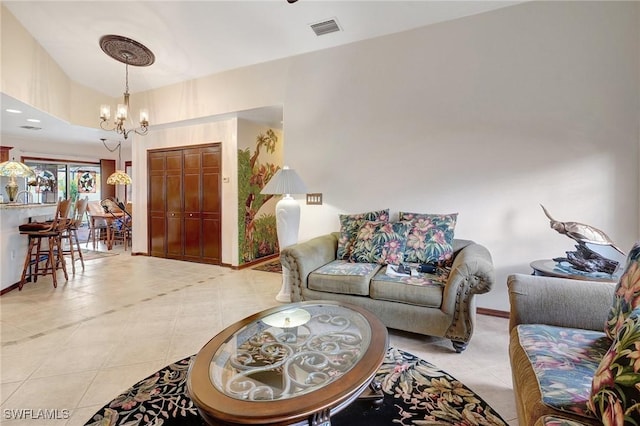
[{"x1": 148, "y1": 144, "x2": 221, "y2": 264}]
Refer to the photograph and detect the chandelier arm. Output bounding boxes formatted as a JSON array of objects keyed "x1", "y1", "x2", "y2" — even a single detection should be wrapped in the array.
[
  {"x1": 100, "y1": 120, "x2": 116, "y2": 132},
  {"x1": 134, "y1": 127, "x2": 149, "y2": 137}
]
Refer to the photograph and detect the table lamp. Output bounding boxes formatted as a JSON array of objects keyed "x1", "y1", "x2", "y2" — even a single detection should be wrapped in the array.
[
  {"x1": 261, "y1": 166, "x2": 307, "y2": 302},
  {"x1": 0, "y1": 159, "x2": 35, "y2": 202}
]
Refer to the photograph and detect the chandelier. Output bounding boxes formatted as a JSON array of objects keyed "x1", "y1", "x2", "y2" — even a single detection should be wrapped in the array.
[{"x1": 99, "y1": 35, "x2": 155, "y2": 140}]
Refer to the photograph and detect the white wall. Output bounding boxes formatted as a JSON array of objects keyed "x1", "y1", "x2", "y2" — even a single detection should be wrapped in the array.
[
  {"x1": 2, "y1": 1, "x2": 638, "y2": 311},
  {"x1": 131, "y1": 119, "x2": 238, "y2": 265},
  {"x1": 283, "y1": 1, "x2": 640, "y2": 310}
]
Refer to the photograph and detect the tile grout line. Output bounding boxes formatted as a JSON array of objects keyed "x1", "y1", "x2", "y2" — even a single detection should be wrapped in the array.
[{"x1": 0, "y1": 275, "x2": 228, "y2": 348}]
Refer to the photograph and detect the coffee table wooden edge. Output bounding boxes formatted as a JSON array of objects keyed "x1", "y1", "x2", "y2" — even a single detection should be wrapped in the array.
[{"x1": 186, "y1": 300, "x2": 389, "y2": 425}]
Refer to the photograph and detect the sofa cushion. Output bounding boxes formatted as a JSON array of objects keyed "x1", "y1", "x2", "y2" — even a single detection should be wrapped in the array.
[
  {"x1": 308, "y1": 260, "x2": 381, "y2": 296},
  {"x1": 350, "y1": 221, "x2": 411, "y2": 265},
  {"x1": 605, "y1": 242, "x2": 640, "y2": 340},
  {"x1": 336, "y1": 209, "x2": 389, "y2": 260},
  {"x1": 589, "y1": 306, "x2": 640, "y2": 424},
  {"x1": 369, "y1": 265, "x2": 447, "y2": 308},
  {"x1": 399, "y1": 212, "x2": 458, "y2": 265},
  {"x1": 517, "y1": 324, "x2": 610, "y2": 420}
]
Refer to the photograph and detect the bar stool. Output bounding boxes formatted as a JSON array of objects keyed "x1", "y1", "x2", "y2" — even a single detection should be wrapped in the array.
[
  {"x1": 61, "y1": 197, "x2": 88, "y2": 274},
  {"x1": 18, "y1": 199, "x2": 72, "y2": 290}
]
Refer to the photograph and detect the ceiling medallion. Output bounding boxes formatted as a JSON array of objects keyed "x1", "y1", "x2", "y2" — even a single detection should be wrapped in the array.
[{"x1": 99, "y1": 35, "x2": 155, "y2": 67}]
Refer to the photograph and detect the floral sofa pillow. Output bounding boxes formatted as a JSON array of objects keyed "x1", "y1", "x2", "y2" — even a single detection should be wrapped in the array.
[
  {"x1": 399, "y1": 212, "x2": 458, "y2": 265},
  {"x1": 336, "y1": 209, "x2": 389, "y2": 260},
  {"x1": 349, "y1": 221, "x2": 411, "y2": 265},
  {"x1": 589, "y1": 306, "x2": 640, "y2": 424},
  {"x1": 605, "y1": 242, "x2": 640, "y2": 340}
]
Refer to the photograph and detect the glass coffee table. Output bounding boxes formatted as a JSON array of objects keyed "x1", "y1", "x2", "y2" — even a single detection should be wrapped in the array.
[{"x1": 187, "y1": 301, "x2": 388, "y2": 425}]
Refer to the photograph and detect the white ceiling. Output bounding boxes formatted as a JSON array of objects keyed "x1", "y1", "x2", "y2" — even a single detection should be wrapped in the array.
[{"x1": 1, "y1": 1, "x2": 519, "y2": 145}]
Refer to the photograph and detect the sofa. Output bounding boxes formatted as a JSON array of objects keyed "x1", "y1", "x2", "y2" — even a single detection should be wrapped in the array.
[
  {"x1": 508, "y1": 243, "x2": 640, "y2": 426},
  {"x1": 280, "y1": 231, "x2": 495, "y2": 352}
]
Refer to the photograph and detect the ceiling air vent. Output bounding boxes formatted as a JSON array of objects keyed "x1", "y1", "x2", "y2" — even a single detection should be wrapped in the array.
[
  {"x1": 19, "y1": 125, "x2": 42, "y2": 131},
  {"x1": 310, "y1": 18, "x2": 341, "y2": 36}
]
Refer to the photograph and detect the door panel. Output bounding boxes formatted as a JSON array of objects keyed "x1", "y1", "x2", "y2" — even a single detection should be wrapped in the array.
[
  {"x1": 147, "y1": 144, "x2": 221, "y2": 264},
  {"x1": 166, "y1": 212, "x2": 182, "y2": 258},
  {"x1": 149, "y1": 215, "x2": 166, "y2": 256},
  {"x1": 201, "y1": 146, "x2": 221, "y2": 263},
  {"x1": 202, "y1": 212, "x2": 221, "y2": 263},
  {"x1": 183, "y1": 148, "x2": 202, "y2": 259},
  {"x1": 184, "y1": 213, "x2": 202, "y2": 261},
  {"x1": 183, "y1": 173, "x2": 201, "y2": 214},
  {"x1": 148, "y1": 152, "x2": 166, "y2": 257}
]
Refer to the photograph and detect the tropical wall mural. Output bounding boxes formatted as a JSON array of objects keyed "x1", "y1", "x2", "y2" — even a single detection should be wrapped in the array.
[{"x1": 238, "y1": 128, "x2": 282, "y2": 264}]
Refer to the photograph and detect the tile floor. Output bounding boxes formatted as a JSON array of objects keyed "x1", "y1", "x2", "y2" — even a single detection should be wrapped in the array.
[{"x1": 0, "y1": 243, "x2": 518, "y2": 425}]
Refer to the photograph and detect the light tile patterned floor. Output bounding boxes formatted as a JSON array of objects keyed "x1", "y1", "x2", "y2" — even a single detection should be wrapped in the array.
[{"x1": 0, "y1": 244, "x2": 517, "y2": 425}]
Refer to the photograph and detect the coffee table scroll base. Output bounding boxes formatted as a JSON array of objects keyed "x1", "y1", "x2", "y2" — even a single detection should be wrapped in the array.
[
  {"x1": 310, "y1": 409, "x2": 330, "y2": 426},
  {"x1": 358, "y1": 379, "x2": 384, "y2": 406}
]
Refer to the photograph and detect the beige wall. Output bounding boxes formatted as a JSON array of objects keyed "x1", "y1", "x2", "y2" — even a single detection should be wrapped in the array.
[
  {"x1": 2, "y1": 2, "x2": 639, "y2": 310},
  {"x1": 285, "y1": 1, "x2": 640, "y2": 310},
  {"x1": 131, "y1": 119, "x2": 238, "y2": 265},
  {"x1": 1, "y1": 6, "x2": 110, "y2": 124}
]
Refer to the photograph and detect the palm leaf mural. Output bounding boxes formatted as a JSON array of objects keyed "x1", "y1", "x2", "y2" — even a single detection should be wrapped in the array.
[{"x1": 238, "y1": 129, "x2": 281, "y2": 263}]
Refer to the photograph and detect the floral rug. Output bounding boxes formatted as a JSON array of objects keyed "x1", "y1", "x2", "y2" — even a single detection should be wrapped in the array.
[
  {"x1": 252, "y1": 259, "x2": 282, "y2": 274},
  {"x1": 84, "y1": 347, "x2": 507, "y2": 426}
]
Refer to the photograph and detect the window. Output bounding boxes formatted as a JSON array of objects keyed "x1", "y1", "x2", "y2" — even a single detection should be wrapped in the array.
[{"x1": 23, "y1": 159, "x2": 103, "y2": 203}]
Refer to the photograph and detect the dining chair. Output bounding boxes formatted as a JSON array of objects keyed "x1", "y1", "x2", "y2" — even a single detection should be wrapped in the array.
[
  {"x1": 86, "y1": 201, "x2": 108, "y2": 249},
  {"x1": 104, "y1": 199, "x2": 132, "y2": 250}
]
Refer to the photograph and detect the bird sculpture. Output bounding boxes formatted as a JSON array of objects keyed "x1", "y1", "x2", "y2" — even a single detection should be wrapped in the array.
[{"x1": 540, "y1": 205, "x2": 625, "y2": 256}]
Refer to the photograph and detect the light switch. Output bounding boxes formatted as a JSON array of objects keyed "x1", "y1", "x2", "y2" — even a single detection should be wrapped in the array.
[{"x1": 306, "y1": 193, "x2": 323, "y2": 205}]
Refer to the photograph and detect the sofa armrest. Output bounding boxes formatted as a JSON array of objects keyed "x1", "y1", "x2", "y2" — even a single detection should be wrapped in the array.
[
  {"x1": 441, "y1": 242, "x2": 495, "y2": 343},
  {"x1": 508, "y1": 273, "x2": 615, "y2": 333},
  {"x1": 280, "y1": 233, "x2": 338, "y2": 302}
]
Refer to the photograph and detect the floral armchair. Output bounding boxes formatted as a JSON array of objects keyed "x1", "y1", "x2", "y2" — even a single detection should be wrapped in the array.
[{"x1": 508, "y1": 242, "x2": 640, "y2": 426}]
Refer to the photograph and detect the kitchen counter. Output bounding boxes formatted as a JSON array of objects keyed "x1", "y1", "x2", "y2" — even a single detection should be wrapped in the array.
[
  {"x1": 0, "y1": 203, "x2": 57, "y2": 209},
  {"x1": 0, "y1": 203, "x2": 58, "y2": 292}
]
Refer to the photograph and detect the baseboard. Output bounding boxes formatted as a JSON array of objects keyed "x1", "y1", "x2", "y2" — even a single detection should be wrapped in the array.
[
  {"x1": 232, "y1": 254, "x2": 279, "y2": 270},
  {"x1": 0, "y1": 283, "x2": 19, "y2": 296},
  {"x1": 477, "y1": 307, "x2": 510, "y2": 318}
]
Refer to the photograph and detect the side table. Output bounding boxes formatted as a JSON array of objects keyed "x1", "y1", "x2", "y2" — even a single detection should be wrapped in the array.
[{"x1": 530, "y1": 259, "x2": 619, "y2": 283}]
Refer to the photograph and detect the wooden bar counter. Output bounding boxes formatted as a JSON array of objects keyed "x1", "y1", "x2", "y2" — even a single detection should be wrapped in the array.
[{"x1": 0, "y1": 203, "x2": 57, "y2": 292}]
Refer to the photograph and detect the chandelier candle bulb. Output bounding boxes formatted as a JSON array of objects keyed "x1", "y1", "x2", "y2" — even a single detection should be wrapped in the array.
[
  {"x1": 100, "y1": 105, "x2": 111, "y2": 120},
  {"x1": 139, "y1": 109, "x2": 149, "y2": 125},
  {"x1": 116, "y1": 103, "x2": 128, "y2": 120}
]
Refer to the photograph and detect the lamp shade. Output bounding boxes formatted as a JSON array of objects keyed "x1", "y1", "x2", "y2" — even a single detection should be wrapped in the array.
[
  {"x1": 0, "y1": 160, "x2": 34, "y2": 179},
  {"x1": 106, "y1": 170, "x2": 132, "y2": 185},
  {"x1": 260, "y1": 166, "x2": 307, "y2": 195}
]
